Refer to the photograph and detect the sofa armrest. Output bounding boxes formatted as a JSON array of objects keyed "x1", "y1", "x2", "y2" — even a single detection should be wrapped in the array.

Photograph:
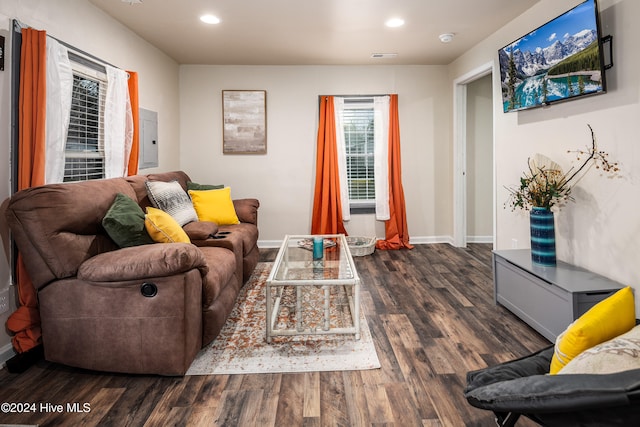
[
  {"x1": 465, "y1": 345, "x2": 640, "y2": 413},
  {"x1": 465, "y1": 367, "x2": 640, "y2": 414},
  {"x1": 78, "y1": 243, "x2": 208, "y2": 282},
  {"x1": 233, "y1": 198, "x2": 260, "y2": 225},
  {"x1": 465, "y1": 346, "x2": 554, "y2": 393},
  {"x1": 183, "y1": 221, "x2": 219, "y2": 240}
]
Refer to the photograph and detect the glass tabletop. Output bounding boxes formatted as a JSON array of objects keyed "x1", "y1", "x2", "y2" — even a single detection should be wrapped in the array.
[{"x1": 268, "y1": 234, "x2": 358, "y2": 284}]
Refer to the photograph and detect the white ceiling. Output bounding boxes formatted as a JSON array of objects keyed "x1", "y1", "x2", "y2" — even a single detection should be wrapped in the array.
[{"x1": 88, "y1": 0, "x2": 540, "y2": 65}]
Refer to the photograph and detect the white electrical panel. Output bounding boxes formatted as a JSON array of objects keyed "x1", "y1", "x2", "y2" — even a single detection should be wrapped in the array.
[{"x1": 139, "y1": 108, "x2": 158, "y2": 169}]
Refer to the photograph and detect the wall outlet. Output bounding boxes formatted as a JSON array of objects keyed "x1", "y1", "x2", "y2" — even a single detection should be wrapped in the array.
[
  {"x1": 511, "y1": 238, "x2": 518, "y2": 249},
  {"x1": 0, "y1": 289, "x2": 9, "y2": 315}
]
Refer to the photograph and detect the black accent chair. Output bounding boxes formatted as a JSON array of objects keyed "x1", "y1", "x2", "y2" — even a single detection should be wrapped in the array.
[{"x1": 464, "y1": 345, "x2": 640, "y2": 426}]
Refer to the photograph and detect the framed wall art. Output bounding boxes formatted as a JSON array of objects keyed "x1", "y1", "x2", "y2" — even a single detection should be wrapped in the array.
[{"x1": 222, "y1": 90, "x2": 267, "y2": 154}]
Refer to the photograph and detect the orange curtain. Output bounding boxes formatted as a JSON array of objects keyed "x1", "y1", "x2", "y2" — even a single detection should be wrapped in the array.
[
  {"x1": 376, "y1": 95, "x2": 413, "y2": 250},
  {"x1": 311, "y1": 96, "x2": 347, "y2": 235},
  {"x1": 5, "y1": 28, "x2": 47, "y2": 353},
  {"x1": 126, "y1": 70, "x2": 140, "y2": 176}
]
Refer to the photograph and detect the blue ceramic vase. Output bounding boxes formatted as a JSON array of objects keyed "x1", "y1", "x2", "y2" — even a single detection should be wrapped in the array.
[{"x1": 530, "y1": 207, "x2": 556, "y2": 266}]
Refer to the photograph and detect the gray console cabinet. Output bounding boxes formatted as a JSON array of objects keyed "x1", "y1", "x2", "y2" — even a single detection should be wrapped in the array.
[{"x1": 493, "y1": 249, "x2": 624, "y2": 342}]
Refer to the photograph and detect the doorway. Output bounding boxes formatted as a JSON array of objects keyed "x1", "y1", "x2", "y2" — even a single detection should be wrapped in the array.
[
  {"x1": 466, "y1": 74, "x2": 493, "y2": 243},
  {"x1": 453, "y1": 62, "x2": 495, "y2": 248}
]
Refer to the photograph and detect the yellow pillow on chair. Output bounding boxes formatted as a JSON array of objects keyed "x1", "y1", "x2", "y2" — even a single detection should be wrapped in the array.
[
  {"x1": 189, "y1": 187, "x2": 240, "y2": 225},
  {"x1": 550, "y1": 286, "x2": 635, "y2": 374}
]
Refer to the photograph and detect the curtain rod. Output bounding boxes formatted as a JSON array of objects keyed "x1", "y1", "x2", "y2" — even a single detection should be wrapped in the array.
[{"x1": 53, "y1": 37, "x2": 120, "y2": 70}]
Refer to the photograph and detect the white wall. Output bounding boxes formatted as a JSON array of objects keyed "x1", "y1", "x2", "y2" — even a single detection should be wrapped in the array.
[
  {"x1": 450, "y1": 0, "x2": 640, "y2": 310},
  {"x1": 179, "y1": 65, "x2": 453, "y2": 246},
  {"x1": 0, "y1": 0, "x2": 181, "y2": 363}
]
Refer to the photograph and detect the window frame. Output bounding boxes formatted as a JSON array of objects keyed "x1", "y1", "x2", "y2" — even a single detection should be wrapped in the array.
[
  {"x1": 63, "y1": 55, "x2": 108, "y2": 182},
  {"x1": 340, "y1": 99, "x2": 377, "y2": 214}
]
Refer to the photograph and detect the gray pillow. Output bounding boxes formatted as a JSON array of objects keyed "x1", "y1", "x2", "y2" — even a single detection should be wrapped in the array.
[{"x1": 145, "y1": 180, "x2": 198, "y2": 226}]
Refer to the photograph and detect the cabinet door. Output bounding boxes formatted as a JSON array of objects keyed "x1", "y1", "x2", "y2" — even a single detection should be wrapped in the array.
[{"x1": 494, "y1": 256, "x2": 572, "y2": 342}]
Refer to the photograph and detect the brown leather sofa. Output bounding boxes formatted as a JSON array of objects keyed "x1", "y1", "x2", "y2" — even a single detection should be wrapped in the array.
[{"x1": 4, "y1": 171, "x2": 259, "y2": 375}]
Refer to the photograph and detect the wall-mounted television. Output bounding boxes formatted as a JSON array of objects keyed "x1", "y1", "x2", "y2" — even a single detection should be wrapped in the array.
[{"x1": 499, "y1": 0, "x2": 607, "y2": 113}]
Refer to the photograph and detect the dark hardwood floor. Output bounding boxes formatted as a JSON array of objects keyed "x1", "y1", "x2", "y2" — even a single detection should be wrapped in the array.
[{"x1": 0, "y1": 243, "x2": 549, "y2": 426}]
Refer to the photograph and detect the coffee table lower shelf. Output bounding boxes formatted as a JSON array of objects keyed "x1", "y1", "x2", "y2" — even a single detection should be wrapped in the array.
[{"x1": 266, "y1": 282, "x2": 360, "y2": 343}]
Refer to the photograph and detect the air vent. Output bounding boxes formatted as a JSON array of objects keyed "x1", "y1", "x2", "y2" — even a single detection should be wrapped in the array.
[{"x1": 371, "y1": 53, "x2": 398, "y2": 59}]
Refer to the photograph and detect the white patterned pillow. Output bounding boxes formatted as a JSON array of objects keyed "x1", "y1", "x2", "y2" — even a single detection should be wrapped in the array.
[
  {"x1": 145, "y1": 180, "x2": 198, "y2": 226},
  {"x1": 558, "y1": 325, "x2": 640, "y2": 375}
]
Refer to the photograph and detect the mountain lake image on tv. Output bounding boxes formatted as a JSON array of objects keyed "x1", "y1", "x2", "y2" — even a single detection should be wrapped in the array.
[{"x1": 499, "y1": 0, "x2": 606, "y2": 113}]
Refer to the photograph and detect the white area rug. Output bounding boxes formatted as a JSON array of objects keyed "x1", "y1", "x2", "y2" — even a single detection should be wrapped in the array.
[{"x1": 186, "y1": 262, "x2": 381, "y2": 375}]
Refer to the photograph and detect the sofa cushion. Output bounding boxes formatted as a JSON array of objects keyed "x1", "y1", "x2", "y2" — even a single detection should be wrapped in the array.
[
  {"x1": 187, "y1": 181, "x2": 224, "y2": 191},
  {"x1": 550, "y1": 286, "x2": 635, "y2": 374},
  {"x1": 189, "y1": 187, "x2": 240, "y2": 225},
  {"x1": 102, "y1": 193, "x2": 154, "y2": 248},
  {"x1": 145, "y1": 207, "x2": 191, "y2": 243},
  {"x1": 4, "y1": 178, "x2": 131, "y2": 287},
  {"x1": 558, "y1": 325, "x2": 640, "y2": 375},
  {"x1": 145, "y1": 180, "x2": 198, "y2": 226}
]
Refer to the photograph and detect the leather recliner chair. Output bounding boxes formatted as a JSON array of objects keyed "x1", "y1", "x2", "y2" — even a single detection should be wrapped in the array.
[{"x1": 464, "y1": 345, "x2": 640, "y2": 426}]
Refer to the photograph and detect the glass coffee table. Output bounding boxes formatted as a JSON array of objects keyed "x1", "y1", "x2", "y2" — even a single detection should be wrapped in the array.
[{"x1": 266, "y1": 234, "x2": 361, "y2": 343}]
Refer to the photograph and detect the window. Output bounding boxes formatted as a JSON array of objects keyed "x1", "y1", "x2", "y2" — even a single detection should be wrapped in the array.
[
  {"x1": 64, "y1": 57, "x2": 107, "y2": 182},
  {"x1": 320, "y1": 95, "x2": 389, "y2": 221},
  {"x1": 11, "y1": 28, "x2": 132, "y2": 188},
  {"x1": 341, "y1": 100, "x2": 375, "y2": 211}
]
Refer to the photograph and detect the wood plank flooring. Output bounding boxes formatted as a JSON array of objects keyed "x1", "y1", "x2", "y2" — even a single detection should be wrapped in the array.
[{"x1": 0, "y1": 244, "x2": 550, "y2": 426}]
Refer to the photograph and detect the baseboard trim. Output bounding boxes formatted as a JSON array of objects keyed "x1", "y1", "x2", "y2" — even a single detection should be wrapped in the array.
[
  {"x1": 409, "y1": 236, "x2": 455, "y2": 245},
  {"x1": 0, "y1": 342, "x2": 16, "y2": 369},
  {"x1": 258, "y1": 240, "x2": 283, "y2": 249},
  {"x1": 467, "y1": 235, "x2": 493, "y2": 244}
]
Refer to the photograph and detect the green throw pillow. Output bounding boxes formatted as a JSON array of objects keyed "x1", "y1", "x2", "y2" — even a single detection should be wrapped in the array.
[
  {"x1": 187, "y1": 181, "x2": 225, "y2": 191},
  {"x1": 102, "y1": 193, "x2": 154, "y2": 248}
]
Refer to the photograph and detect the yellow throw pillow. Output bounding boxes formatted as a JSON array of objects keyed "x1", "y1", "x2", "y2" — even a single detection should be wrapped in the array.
[
  {"x1": 189, "y1": 187, "x2": 240, "y2": 225},
  {"x1": 144, "y1": 207, "x2": 191, "y2": 243},
  {"x1": 549, "y1": 286, "x2": 635, "y2": 374}
]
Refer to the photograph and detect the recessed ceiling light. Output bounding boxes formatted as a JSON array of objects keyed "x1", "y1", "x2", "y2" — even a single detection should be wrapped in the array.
[
  {"x1": 121, "y1": 0, "x2": 143, "y2": 4},
  {"x1": 371, "y1": 53, "x2": 398, "y2": 59},
  {"x1": 439, "y1": 33, "x2": 455, "y2": 43},
  {"x1": 200, "y1": 14, "x2": 221, "y2": 25},
  {"x1": 385, "y1": 18, "x2": 405, "y2": 28}
]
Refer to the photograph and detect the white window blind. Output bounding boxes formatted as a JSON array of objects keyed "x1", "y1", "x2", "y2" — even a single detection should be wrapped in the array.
[
  {"x1": 63, "y1": 58, "x2": 107, "y2": 182},
  {"x1": 341, "y1": 102, "x2": 375, "y2": 205}
]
